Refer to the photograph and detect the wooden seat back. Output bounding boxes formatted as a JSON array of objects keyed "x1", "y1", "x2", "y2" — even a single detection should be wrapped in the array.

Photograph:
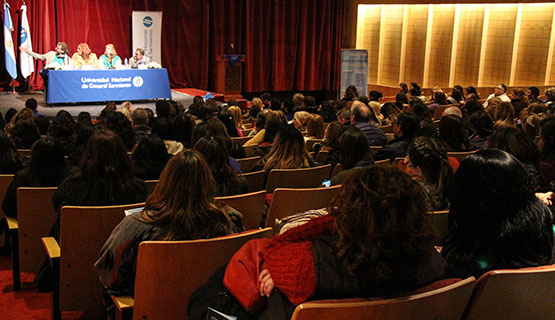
[
  {"x1": 16, "y1": 149, "x2": 31, "y2": 159},
  {"x1": 145, "y1": 180, "x2": 159, "y2": 195},
  {"x1": 315, "y1": 150, "x2": 330, "y2": 163},
  {"x1": 231, "y1": 136, "x2": 251, "y2": 146},
  {"x1": 0, "y1": 174, "x2": 14, "y2": 219},
  {"x1": 243, "y1": 145, "x2": 257, "y2": 157},
  {"x1": 427, "y1": 210, "x2": 448, "y2": 245},
  {"x1": 291, "y1": 277, "x2": 476, "y2": 320},
  {"x1": 215, "y1": 190, "x2": 266, "y2": 230},
  {"x1": 379, "y1": 124, "x2": 394, "y2": 133},
  {"x1": 266, "y1": 185, "x2": 342, "y2": 227},
  {"x1": 432, "y1": 104, "x2": 454, "y2": 119},
  {"x1": 305, "y1": 138, "x2": 323, "y2": 151},
  {"x1": 132, "y1": 228, "x2": 274, "y2": 320},
  {"x1": 462, "y1": 266, "x2": 555, "y2": 320},
  {"x1": 236, "y1": 156, "x2": 261, "y2": 173},
  {"x1": 447, "y1": 151, "x2": 476, "y2": 163},
  {"x1": 375, "y1": 159, "x2": 391, "y2": 167},
  {"x1": 266, "y1": 165, "x2": 332, "y2": 193},
  {"x1": 17, "y1": 187, "x2": 58, "y2": 272},
  {"x1": 239, "y1": 170, "x2": 265, "y2": 192},
  {"x1": 59, "y1": 202, "x2": 145, "y2": 312}
]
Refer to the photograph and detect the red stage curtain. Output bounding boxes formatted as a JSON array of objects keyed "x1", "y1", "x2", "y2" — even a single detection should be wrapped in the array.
[{"x1": 1, "y1": 0, "x2": 344, "y2": 93}]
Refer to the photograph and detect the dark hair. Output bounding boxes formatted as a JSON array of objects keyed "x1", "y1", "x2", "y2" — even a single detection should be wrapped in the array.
[
  {"x1": 155, "y1": 100, "x2": 171, "y2": 118},
  {"x1": 439, "y1": 115, "x2": 470, "y2": 151},
  {"x1": 408, "y1": 137, "x2": 454, "y2": 210},
  {"x1": 323, "y1": 121, "x2": 344, "y2": 150},
  {"x1": 499, "y1": 84, "x2": 507, "y2": 93},
  {"x1": 263, "y1": 124, "x2": 311, "y2": 171},
  {"x1": 397, "y1": 112, "x2": 420, "y2": 139},
  {"x1": 11, "y1": 119, "x2": 40, "y2": 149},
  {"x1": 466, "y1": 86, "x2": 479, "y2": 99},
  {"x1": 339, "y1": 127, "x2": 371, "y2": 170},
  {"x1": 106, "y1": 112, "x2": 137, "y2": 151},
  {"x1": 34, "y1": 116, "x2": 50, "y2": 135},
  {"x1": 442, "y1": 149, "x2": 554, "y2": 277},
  {"x1": 528, "y1": 87, "x2": 540, "y2": 99},
  {"x1": 346, "y1": 85, "x2": 359, "y2": 98},
  {"x1": 67, "y1": 125, "x2": 95, "y2": 167},
  {"x1": 30, "y1": 137, "x2": 67, "y2": 185},
  {"x1": 151, "y1": 117, "x2": 174, "y2": 140},
  {"x1": 399, "y1": 83, "x2": 409, "y2": 94},
  {"x1": 468, "y1": 111, "x2": 493, "y2": 138},
  {"x1": 48, "y1": 110, "x2": 75, "y2": 139},
  {"x1": 260, "y1": 92, "x2": 272, "y2": 102},
  {"x1": 369, "y1": 90, "x2": 382, "y2": 102},
  {"x1": 380, "y1": 103, "x2": 401, "y2": 121},
  {"x1": 410, "y1": 82, "x2": 421, "y2": 96},
  {"x1": 465, "y1": 100, "x2": 484, "y2": 116},
  {"x1": 25, "y1": 98, "x2": 38, "y2": 110},
  {"x1": 140, "y1": 150, "x2": 233, "y2": 240},
  {"x1": 282, "y1": 99, "x2": 295, "y2": 115},
  {"x1": 4, "y1": 108, "x2": 17, "y2": 124},
  {"x1": 395, "y1": 92, "x2": 408, "y2": 106},
  {"x1": 451, "y1": 89, "x2": 463, "y2": 103},
  {"x1": 191, "y1": 118, "x2": 234, "y2": 156},
  {"x1": 80, "y1": 129, "x2": 140, "y2": 204},
  {"x1": 270, "y1": 98, "x2": 282, "y2": 111},
  {"x1": 319, "y1": 100, "x2": 338, "y2": 123},
  {"x1": 0, "y1": 131, "x2": 23, "y2": 173},
  {"x1": 539, "y1": 116, "x2": 555, "y2": 161},
  {"x1": 489, "y1": 127, "x2": 539, "y2": 170},
  {"x1": 77, "y1": 112, "x2": 92, "y2": 129},
  {"x1": 435, "y1": 92, "x2": 448, "y2": 105},
  {"x1": 172, "y1": 113, "x2": 195, "y2": 148},
  {"x1": 330, "y1": 165, "x2": 434, "y2": 293},
  {"x1": 218, "y1": 111, "x2": 239, "y2": 137},
  {"x1": 132, "y1": 134, "x2": 170, "y2": 180},
  {"x1": 262, "y1": 113, "x2": 287, "y2": 144},
  {"x1": 193, "y1": 136, "x2": 244, "y2": 196}
]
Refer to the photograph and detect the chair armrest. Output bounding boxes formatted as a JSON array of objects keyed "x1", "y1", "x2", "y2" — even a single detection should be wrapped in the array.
[
  {"x1": 42, "y1": 237, "x2": 60, "y2": 259},
  {"x1": 112, "y1": 295, "x2": 134, "y2": 311},
  {"x1": 6, "y1": 217, "x2": 18, "y2": 230}
]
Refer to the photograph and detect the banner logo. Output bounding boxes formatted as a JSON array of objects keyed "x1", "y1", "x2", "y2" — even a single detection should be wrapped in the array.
[
  {"x1": 143, "y1": 16, "x2": 153, "y2": 27},
  {"x1": 133, "y1": 76, "x2": 144, "y2": 87}
]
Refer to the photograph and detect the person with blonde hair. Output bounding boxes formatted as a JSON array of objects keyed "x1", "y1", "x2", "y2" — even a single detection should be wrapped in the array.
[
  {"x1": 305, "y1": 114, "x2": 325, "y2": 140},
  {"x1": 494, "y1": 102, "x2": 516, "y2": 128},
  {"x1": 116, "y1": 101, "x2": 134, "y2": 121},
  {"x1": 293, "y1": 111, "x2": 310, "y2": 133},
  {"x1": 227, "y1": 106, "x2": 245, "y2": 131},
  {"x1": 72, "y1": 43, "x2": 99, "y2": 69},
  {"x1": 99, "y1": 44, "x2": 122, "y2": 69}
]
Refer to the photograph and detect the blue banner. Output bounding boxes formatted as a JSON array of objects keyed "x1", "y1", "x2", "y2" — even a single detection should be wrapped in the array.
[
  {"x1": 340, "y1": 49, "x2": 368, "y2": 98},
  {"x1": 222, "y1": 54, "x2": 245, "y2": 67},
  {"x1": 46, "y1": 68, "x2": 172, "y2": 104}
]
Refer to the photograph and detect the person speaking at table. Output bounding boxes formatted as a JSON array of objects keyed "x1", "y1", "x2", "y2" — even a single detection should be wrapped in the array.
[
  {"x1": 19, "y1": 42, "x2": 72, "y2": 67},
  {"x1": 72, "y1": 43, "x2": 99, "y2": 69},
  {"x1": 99, "y1": 44, "x2": 122, "y2": 69},
  {"x1": 130, "y1": 48, "x2": 151, "y2": 68}
]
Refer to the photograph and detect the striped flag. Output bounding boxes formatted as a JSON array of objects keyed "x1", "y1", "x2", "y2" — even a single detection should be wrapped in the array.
[
  {"x1": 3, "y1": 1, "x2": 16, "y2": 79},
  {"x1": 19, "y1": 4, "x2": 33, "y2": 78}
]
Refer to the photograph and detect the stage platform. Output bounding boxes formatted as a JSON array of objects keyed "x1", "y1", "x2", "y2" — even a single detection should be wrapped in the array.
[{"x1": 0, "y1": 88, "x2": 219, "y2": 118}]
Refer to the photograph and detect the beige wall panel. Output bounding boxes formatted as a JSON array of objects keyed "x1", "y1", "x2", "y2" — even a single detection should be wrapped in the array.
[
  {"x1": 427, "y1": 5, "x2": 456, "y2": 87},
  {"x1": 403, "y1": 5, "x2": 429, "y2": 85},
  {"x1": 380, "y1": 5, "x2": 404, "y2": 86},
  {"x1": 357, "y1": 6, "x2": 382, "y2": 83},
  {"x1": 514, "y1": 3, "x2": 554, "y2": 86},
  {"x1": 454, "y1": 5, "x2": 485, "y2": 86},
  {"x1": 481, "y1": 4, "x2": 518, "y2": 86}
]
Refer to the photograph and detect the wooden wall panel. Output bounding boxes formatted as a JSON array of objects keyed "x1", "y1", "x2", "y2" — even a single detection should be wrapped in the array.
[
  {"x1": 453, "y1": 4, "x2": 484, "y2": 86},
  {"x1": 356, "y1": 6, "x2": 381, "y2": 84},
  {"x1": 514, "y1": 3, "x2": 554, "y2": 86},
  {"x1": 479, "y1": 4, "x2": 518, "y2": 86},
  {"x1": 379, "y1": 5, "x2": 404, "y2": 86},
  {"x1": 403, "y1": 5, "x2": 428, "y2": 85},
  {"x1": 427, "y1": 5, "x2": 455, "y2": 87}
]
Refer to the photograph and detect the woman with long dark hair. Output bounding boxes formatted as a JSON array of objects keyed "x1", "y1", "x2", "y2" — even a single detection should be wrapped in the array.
[
  {"x1": 0, "y1": 130, "x2": 24, "y2": 174},
  {"x1": 52, "y1": 128, "x2": 147, "y2": 212},
  {"x1": 442, "y1": 149, "x2": 554, "y2": 278},
  {"x1": 95, "y1": 150, "x2": 243, "y2": 296},
  {"x1": 2, "y1": 137, "x2": 70, "y2": 219},
  {"x1": 332, "y1": 127, "x2": 373, "y2": 185},
  {"x1": 132, "y1": 134, "x2": 170, "y2": 181}
]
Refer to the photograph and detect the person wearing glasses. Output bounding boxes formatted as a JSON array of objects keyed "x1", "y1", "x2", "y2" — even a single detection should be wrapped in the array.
[{"x1": 483, "y1": 84, "x2": 510, "y2": 108}]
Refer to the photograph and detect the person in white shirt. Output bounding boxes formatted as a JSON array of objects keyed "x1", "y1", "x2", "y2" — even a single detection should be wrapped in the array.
[
  {"x1": 484, "y1": 84, "x2": 511, "y2": 108},
  {"x1": 130, "y1": 48, "x2": 151, "y2": 68}
]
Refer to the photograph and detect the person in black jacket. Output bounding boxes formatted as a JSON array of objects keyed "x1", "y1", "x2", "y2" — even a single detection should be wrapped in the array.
[{"x1": 374, "y1": 112, "x2": 420, "y2": 162}]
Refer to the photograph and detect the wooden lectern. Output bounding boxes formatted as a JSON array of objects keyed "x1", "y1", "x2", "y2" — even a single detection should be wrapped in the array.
[{"x1": 215, "y1": 55, "x2": 245, "y2": 100}]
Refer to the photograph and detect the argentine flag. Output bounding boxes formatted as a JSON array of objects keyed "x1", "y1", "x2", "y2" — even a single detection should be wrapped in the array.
[
  {"x1": 3, "y1": 2, "x2": 16, "y2": 79},
  {"x1": 19, "y1": 4, "x2": 33, "y2": 78}
]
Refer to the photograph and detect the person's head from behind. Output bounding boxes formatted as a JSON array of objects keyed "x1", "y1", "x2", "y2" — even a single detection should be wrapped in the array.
[
  {"x1": 172, "y1": 113, "x2": 195, "y2": 148},
  {"x1": 48, "y1": 110, "x2": 75, "y2": 139},
  {"x1": 0, "y1": 130, "x2": 21, "y2": 169},
  {"x1": 132, "y1": 134, "x2": 169, "y2": 179},
  {"x1": 227, "y1": 106, "x2": 243, "y2": 129},
  {"x1": 466, "y1": 86, "x2": 478, "y2": 98},
  {"x1": 30, "y1": 136, "x2": 67, "y2": 185},
  {"x1": 264, "y1": 124, "x2": 310, "y2": 170},
  {"x1": 380, "y1": 103, "x2": 401, "y2": 123},
  {"x1": 218, "y1": 110, "x2": 239, "y2": 137},
  {"x1": 306, "y1": 114, "x2": 325, "y2": 139},
  {"x1": 407, "y1": 136, "x2": 453, "y2": 196},
  {"x1": 142, "y1": 150, "x2": 231, "y2": 240},
  {"x1": 293, "y1": 111, "x2": 310, "y2": 130},
  {"x1": 336, "y1": 108, "x2": 351, "y2": 125},
  {"x1": 494, "y1": 102, "x2": 515, "y2": 123},
  {"x1": 339, "y1": 127, "x2": 370, "y2": 170},
  {"x1": 81, "y1": 128, "x2": 134, "y2": 180},
  {"x1": 395, "y1": 112, "x2": 420, "y2": 139},
  {"x1": 468, "y1": 111, "x2": 493, "y2": 138},
  {"x1": 434, "y1": 92, "x2": 448, "y2": 105},
  {"x1": 261, "y1": 92, "x2": 272, "y2": 105},
  {"x1": 25, "y1": 98, "x2": 38, "y2": 111},
  {"x1": 77, "y1": 112, "x2": 92, "y2": 128},
  {"x1": 155, "y1": 100, "x2": 171, "y2": 118},
  {"x1": 446, "y1": 149, "x2": 554, "y2": 273},
  {"x1": 193, "y1": 136, "x2": 239, "y2": 196},
  {"x1": 465, "y1": 100, "x2": 484, "y2": 116},
  {"x1": 11, "y1": 119, "x2": 40, "y2": 149},
  {"x1": 538, "y1": 116, "x2": 555, "y2": 160},
  {"x1": 369, "y1": 90, "x2": 382, "y2": 102},
  {"x1": 439, "y1": 114, "x2": 469, "y2": 151},
  {"x1": 282, "y1": 99, "x2": 295, "y2": 115},
  {"x1": 105, "y1": 111, "x2": 137, "y2": 151},
  {"x1": 451, "y1": 88, "x2": 463, "y2": 102},
  {"x1": 131, "y1": 108, "x2": 149, "y2": 127},
  {"x1": 323, "y1": 121, "x2": 344, "y2": 149},
  {"x1": 527, "y1": 87, "x2": 540, "y2": 100},
  {"x1": 351, "y1": 104, "x2": 371, "y2": 124},
  {"x1": 330, "y1": 165, "x2": 434, "y2": 291},
  {"x1": 410, "y1": 82, "x2": 421, "y2": 96},
  {"x1": 5, "y1": 108, "x2": 17, "y2": 124},
  {"x1": 489, "y1": 127, "x2": 539, "y2": 169}
]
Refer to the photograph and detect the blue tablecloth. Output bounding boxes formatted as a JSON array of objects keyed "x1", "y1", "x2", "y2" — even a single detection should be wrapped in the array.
[{"x1": 46, "y1": 68, "x2": 172, "y2": 104}]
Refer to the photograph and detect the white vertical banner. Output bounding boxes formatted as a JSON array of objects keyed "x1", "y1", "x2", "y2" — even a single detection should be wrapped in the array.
[
  {"x1": 132, "y1": 11, "x2": 162, "y2": 65},
  {"x1": 19, "y1": 4, "x2": 34, "y2": 78},
  {"x1": 340, "y1": 49, "x2": 368, "y2": 98}
]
